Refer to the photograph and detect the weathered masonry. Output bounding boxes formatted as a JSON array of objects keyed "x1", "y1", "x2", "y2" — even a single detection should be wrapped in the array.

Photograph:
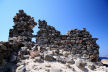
[{"x1": 0, "y1": 10, "x2": 99, "y2": 67}]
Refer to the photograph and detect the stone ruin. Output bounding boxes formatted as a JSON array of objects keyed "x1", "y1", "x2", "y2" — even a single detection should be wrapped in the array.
[
  {"x1": 0, "y1": 10, "x2": 37, "y2": 71},
  {"x1": 36, "y1": 20, "x2": 99, "y2": 62},
  {"x1": 0, "y1": 10, "x2": 101, "y2": 72},
  {"x1": 9, "y1": 10, "x2": 37, "y2": 43}
]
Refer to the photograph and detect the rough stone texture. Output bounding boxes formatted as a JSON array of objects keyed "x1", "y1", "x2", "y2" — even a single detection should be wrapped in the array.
[
  {"x1": 44, "y1": 55, "x2": 56, "y2": 61},
  {"x1": 9, "y1": 10, "x2": 37, "y2": 43},
  {"x1": 88, "y1": 65, "x2": 96, "y2": 70},
  {"x1": 36, "y1": 20, "x2": 61, "y2": 51},
  {"x1": 0, "y1": 41, "x2": 24, "y2": 66},
  {"x1": 0, "y1": 10, "x2": 37, "y2": 71},
  {"x1": 0, "y1": 10, "x2": 102, "y2": 72},
  {"x1": 36, "y1": 20, "x2": 99, "y2": 62}
]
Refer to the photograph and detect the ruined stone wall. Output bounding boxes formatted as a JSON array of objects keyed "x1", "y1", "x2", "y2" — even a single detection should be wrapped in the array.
[
  {"x1": 0, "y1": 10, "x2": 100, "y2": 67},
  {"x1": 36, "y1": 20, "x2": 61, "y2": 49},
  {"x1": 9, "y1": 10, "x2": 37, "y2": 44},
  {"x1": 0, "y1": 10, "x2": 37, "y2": 66},
  {"x1": 36, "y1": 20, "x2": 99, "y2": 61}
]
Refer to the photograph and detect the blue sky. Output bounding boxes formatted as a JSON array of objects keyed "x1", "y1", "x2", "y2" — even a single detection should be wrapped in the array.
[{"x1": 0, "y1": 0, "x2": 108, "y2": 56}]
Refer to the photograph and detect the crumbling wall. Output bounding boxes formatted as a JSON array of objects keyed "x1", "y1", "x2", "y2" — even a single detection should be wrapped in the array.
[
  {"x1": 0, "y1": 10, "x2": 37, "y2": 67},
  {"x1": 36, "y1": 20, "x2": 61, "y2": 50},
  {"x1": 0, "y1": 10, "x2": 100, "y2": 69},
  {"x1": 36, "y1": 20, "x2": 99, "y2": 61},
  {"x1": 9, "y1": 10, "x2": 37, "y2": 44}
]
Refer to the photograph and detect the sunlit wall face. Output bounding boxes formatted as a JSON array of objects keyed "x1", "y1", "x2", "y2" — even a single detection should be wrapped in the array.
[{"x1": 0, "y1": 0, "x2": 108, "y2": 56}]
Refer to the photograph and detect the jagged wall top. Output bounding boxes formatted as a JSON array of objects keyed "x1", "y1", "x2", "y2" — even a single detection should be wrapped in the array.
[
  {"x1": 13, "y1": 10, "x2": 37, "y2": 29},
  {"x1": 36, "y1": 20, "x2": 99, "y2": 61},
  {"x1": 9, "y1": 10, "x2": 37, "y2": 42}
]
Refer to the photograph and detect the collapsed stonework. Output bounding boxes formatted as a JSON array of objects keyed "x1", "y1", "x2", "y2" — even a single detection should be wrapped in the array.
[
  {"x1": 0, "y1": 10, "x2": 105, "y2": 72},
  {"x1": 0, "y1": 10, "x2": 37, "y2": 71},
  {"x1": 36, "y1": 20, "x2": 99, "y2": 61},
  {"x1": 9, "y1": 10, "x2": 37, "y2": 43}
]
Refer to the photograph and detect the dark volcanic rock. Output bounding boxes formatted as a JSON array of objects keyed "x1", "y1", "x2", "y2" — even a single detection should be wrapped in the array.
[
  {"x1": 0, "y1": 10, "x2": 101, "y2": 72},
  {"x1": 44, "y1": 55, "x2": 56, "y2": 61}
]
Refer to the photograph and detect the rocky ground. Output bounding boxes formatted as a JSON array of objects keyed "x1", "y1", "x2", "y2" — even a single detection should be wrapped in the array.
[
  {"x1": 16, "y1": 58, "x2": 108, "y2": 72},
  {"x1": 16, "y1": 46, "x2": 108, "y2": 72}
]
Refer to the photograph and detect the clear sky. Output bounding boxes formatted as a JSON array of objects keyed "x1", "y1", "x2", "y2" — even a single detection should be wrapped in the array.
[{"x1": 0, "y1": 0, "x2": 108, "y2": 56}]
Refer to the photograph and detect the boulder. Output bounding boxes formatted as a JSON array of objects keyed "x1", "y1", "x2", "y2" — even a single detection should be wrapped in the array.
[
  {"x1": 75, "y1": 59, "x2": 86, "y2": 71},
  {"x1": 29, "y1": 50, "x2": 39, "y2": 58},
  {"x1": 67, "y1": 59, "x2": 75, "y2": 64},
  {"x1": 34, "y1": 56, "x2": 41, "y2": 62},
  {"x1": 44, "y1": 55, "x2": 55, "y2": 61},
  {"x1": 16, "y1": 65, "x2": 25, "y2": 72},
  {"x1": 88, "y1": 65, "x2": 96, "y2": 70}
]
